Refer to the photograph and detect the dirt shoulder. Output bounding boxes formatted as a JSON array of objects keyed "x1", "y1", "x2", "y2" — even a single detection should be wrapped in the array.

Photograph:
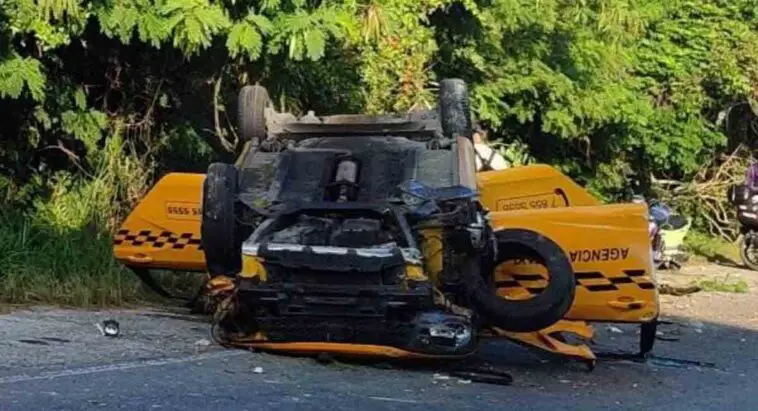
[{"x1": 657, "y1": 260, "x2": 758, "y2": 329}]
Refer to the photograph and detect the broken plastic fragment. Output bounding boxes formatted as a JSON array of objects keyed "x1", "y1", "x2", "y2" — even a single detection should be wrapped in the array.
[
  {"x1": 95, "y1": 320, "x2": 120, "y2": 337},
  {"x1": 195, "y1": 339, "x2": 211, "y2": 347}
]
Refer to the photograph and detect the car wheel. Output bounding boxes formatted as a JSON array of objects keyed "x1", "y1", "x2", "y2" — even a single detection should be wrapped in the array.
[
  {"x1": 201, "y1": 162, "x2": 241, "y2": 277},
  {"x1": 238, "y1": 84, "x2": 270, "y2": 143}
]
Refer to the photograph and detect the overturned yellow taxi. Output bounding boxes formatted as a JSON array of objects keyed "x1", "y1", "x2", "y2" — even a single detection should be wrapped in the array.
[{"x1": 113, "y1": 79, "x2": 658, "y2": 365}]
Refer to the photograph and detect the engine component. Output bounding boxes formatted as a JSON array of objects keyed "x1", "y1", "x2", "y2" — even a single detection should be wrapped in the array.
[
  {"x1": 331, "y1": 158, "x2": 360, "y2": 202},
  {"x1": 335, "y1": 159, "x2": 358, "y2": 184},
  {"x1": 407, "y1": 311, "x2": 475, "y2": 355},
  {"x1": 330, "y1": 218, "x2": 383, "y2": 247},
  {"x1": 268, "y1": 215, "x2": 336, "y2": 245}
]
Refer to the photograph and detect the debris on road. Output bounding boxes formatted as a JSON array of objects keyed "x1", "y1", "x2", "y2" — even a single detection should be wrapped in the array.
[
  {"x1": 688, "y1": 319, "x2": 705, "y2": 334},
  {"x1": 448, "y1": 369, "x2": 514, "y2": 386},
  {"x1": 606, "y1": 325, "x2": 624, "y2": 334},
  {"x1": 253, "y1": 366, "x2": 263, "y2": 374},
  {"x1": 647, "y1": 355, "x2": 717, "y2": 370},
  {"x1": 659, "y1": 283, "x2": 701, "y2": 296},
  {"x1": 194, "y1": 339, "x2": 211, "y2": 347},
  {"x1": 95, "y1": 320, "x2": 120, "y2": 337},
  {"x1": 368, "y1": 396, "x2": 423, "y2": 404},
  {"x1": 433, "y1": 373, "x2": 451, "y2": 381}
]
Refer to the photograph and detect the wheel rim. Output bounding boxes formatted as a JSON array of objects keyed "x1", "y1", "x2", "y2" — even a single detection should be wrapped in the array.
[{"x1": 745, "y1": 242, "x2": 758, "y2": 265}]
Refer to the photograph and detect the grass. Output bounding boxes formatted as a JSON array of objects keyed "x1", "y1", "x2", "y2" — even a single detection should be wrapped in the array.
[
  {"x1": 676, "y1": 232, "x2": 750, "y2": 294},
  {"x1": 684, "y1": 231, "x2": 741, "y2": 265},
  {"x1": 696, "y1": 275, "x2": 750, "y2": 293},
  {"x1": 0, "y1": 133, "x2": 169, "y2": 308},
  {"x1": 0, "y1": 212, "x2": 142, "y2": 307},
  {"x1": 0, "y1": 212, "x2": 209, "y2": 308}
]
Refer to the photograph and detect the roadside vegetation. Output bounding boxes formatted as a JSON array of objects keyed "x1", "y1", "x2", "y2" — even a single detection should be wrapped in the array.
[
  {"x1": 685, "y1": 232, "x2": 741, "y2": 265},
  {"x1": 2, "y1": 0, "x2": 758, "y2": 305},
  {"x1": 697, "y1": 275, "x2": 750, "y2": 294}
]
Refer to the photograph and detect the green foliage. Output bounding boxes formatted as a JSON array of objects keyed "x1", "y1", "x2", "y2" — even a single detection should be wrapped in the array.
[
  {"x1": 61, "y1": 110, "x2": 108, "y2": 153},
  {"x1": 685, "y1": 230, "x2": 740, "y2": 263},
  {"x1": 3, "y1": 0, "x2": 758, "y2": 304},
  {"x1": 267, "y1": 6, "x2": 355, "y2": 61},
  {"x1": 432, "y1": 0, "x2": 758, "y2": 198},
  {"x1": 0, "y1": 128, "x2": 153, "y2": 306},
  {"x1": 697, "y1": 276, "x2": 749, "y2": 294},
  {"x1": 0, "y1": 55, "x2": 46, "y2": 101},
  {"x1": 226, "y1": 14, "x2": 273, "y2": 60},
  {"x1": 7, "y1": 0, "x2": 89, "y2": 50},
  {"x1": 492, "y1": 140, "x2": 535, "y2": 167},
  {"x1": 0, "y1": 211, "x2": 140, "y2": 306},
  {"x1": 628, "y1": 1, "x2": 758, "y2": 180},
  {"x1": 161, "y1": 0, "x2": 231, "y2": 55},
  {"x1": 97, "y1": 0, "x2": 173, "y2": 46}
]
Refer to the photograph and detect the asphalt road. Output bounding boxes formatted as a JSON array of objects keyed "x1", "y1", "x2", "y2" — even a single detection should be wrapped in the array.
[{"x1": 1, "y1": 263, "x2": 757, "y2": 411}]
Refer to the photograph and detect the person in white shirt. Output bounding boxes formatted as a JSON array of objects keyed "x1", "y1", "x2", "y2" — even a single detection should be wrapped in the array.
[{"x1": 472, "y1": 124, "x2": 509, "y2": 171}]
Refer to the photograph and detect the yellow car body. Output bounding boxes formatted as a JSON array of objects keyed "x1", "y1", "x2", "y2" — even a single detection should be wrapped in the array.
[{"x1": 113, "y1": 160, "x2": 657, "y2": 361}]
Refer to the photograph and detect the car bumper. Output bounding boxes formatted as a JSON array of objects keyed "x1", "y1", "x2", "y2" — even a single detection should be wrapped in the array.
[{"x1": 233, "y1": 280, "x2": 477, "y2": 357}]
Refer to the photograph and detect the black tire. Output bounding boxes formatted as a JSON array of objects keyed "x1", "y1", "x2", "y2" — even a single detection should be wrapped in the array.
[
  {"x1": 237, "y1": 84, "x2": 269, "y2": 142},
  {"x1": 201, "y1": 163, "x2": 241, "y2": 277},
  {"x1": 739, "y1": 235, "x2": 758, "y2": 271},
  {"x1": 438, "y1": 78, "x2": 473, "y2": 140},
  {"x1": 465, "y1": 229, "x2": 576, "y2": 333}
]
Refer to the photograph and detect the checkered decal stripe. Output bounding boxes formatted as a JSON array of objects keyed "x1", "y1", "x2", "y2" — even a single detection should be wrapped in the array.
[
  {"x1": 496, "y1": 270, "x2": 655, "y2": 294},
  {"x1": 113, "y1": 229, "x2": 203, "y2": 250}
]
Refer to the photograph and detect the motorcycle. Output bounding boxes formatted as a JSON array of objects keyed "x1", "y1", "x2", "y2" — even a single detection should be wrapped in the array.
[
  {"x1": 632, "y1": 195, "x2": 661, "y2": 263},
  {"x1": 650, "y1": 201, "x2": 691, "y2": 270},
  {"x1": 634, "y1": 196, "x2": 691, "y2": 270},
  {"x1": 727, "y1": 183, "x2": 758, "y2": 270}
]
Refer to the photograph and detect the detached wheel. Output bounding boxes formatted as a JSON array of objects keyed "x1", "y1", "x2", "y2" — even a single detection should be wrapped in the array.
[
  {"x1": 466, "y1": 228, "x2": 576, "y2": 333},
  {"x1": 439, "y1": 78, "x2": 473, "y2": 140},
  {"x1": 201, "y1": 163, "x2": 241, "y2": 277},
  {"x1": 238, "y1": 84, "x2": 270, "y2": 142}
]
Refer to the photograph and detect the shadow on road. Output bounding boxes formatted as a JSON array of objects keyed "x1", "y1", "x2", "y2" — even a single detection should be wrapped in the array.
[
  {"x1": 241, "y1": 313, "x2": 754, "y2": 387},
  {"x1": 702, "y1": 253, "x2": 742, "y2": 268},
  {"x1": 1, "y1": 304, "x2": 757, "y2": 410}
]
